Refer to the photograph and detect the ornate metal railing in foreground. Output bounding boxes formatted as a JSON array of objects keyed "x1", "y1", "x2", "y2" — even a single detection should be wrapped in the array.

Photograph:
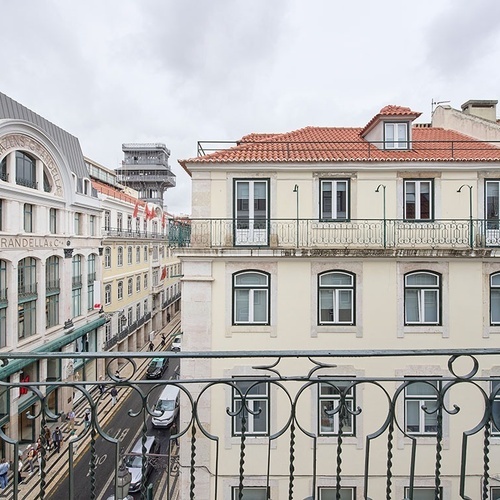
[{"x1": 0, "y1": 349, "x2": 499, "y2": 499}]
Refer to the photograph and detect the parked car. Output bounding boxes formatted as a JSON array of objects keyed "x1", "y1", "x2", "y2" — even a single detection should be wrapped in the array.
[
  {"x1": 152, "y1": 386, "x2": 180, "y2": 428},
  {"x1": 146, "y1": 357, "x2": 169, "y2": 379},
  {"x1": 124, "y1": 435, "x2": 160, "y2": 493},
  {"x1": 171, "y1": 336, "x2": 182, "y2": 351}
]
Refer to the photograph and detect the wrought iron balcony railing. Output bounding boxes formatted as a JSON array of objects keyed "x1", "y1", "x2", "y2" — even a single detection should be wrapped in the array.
[
  {"x1": 0, "y1": 349, "x2": 499, "y2": 499},
  {"x1": 184, "y1": 218, "x2": 500, "y2": 250}
]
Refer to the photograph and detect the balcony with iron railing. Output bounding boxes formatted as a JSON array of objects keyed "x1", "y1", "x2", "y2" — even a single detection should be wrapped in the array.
[
  {"x1": 183, "y1": 218, "x2": 500, "y2": 252},
  {"x1": 0, "y1": 349, "x2": 499, "y2": 499},
  {"x1": 18, "y1": 282, "x2": 37, "y2": 300},
  {"x1": 102, "y1": 227, "x2": 169, "y2": 240},
  {"x1": 45, "y1": 279, "x2": 60, "y2": 294},
  {"x1": 72, "y1": 275, "x2": 82, "y2": 288}
]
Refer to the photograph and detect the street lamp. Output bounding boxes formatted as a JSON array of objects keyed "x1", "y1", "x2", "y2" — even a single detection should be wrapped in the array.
[
  {"x1": 106, "y1": 462, "x2": 133, "y2": 500},
  {"x1": 457, "y1": 184, "x2": 473, "y2": 248},
  {"x1": 293, "y1": 184, "x2": 299, "y2": 248},
  {"x1": 375, "y1": 184, "x2": 387, "y2": 248}
]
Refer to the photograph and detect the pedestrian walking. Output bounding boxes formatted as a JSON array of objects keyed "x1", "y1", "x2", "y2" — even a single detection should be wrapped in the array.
[
  {"x1": 98, "y1": 376, "x2": 105, "y2": 395},
  {"x1": 67, "y1": 409, "x2": 76, "y2": 431},
  {"x1": 84, "y1": 409, "x2": 91, "y2": 430},
  {"x1": 52, "y1": 427, "x2": 63, "y2": 453},
  {"x1": 167, "y1": 312, "x2": 171, "y2": 322},
  {"x1": 44, "y1": 425, "x2": 52, "y2": 451},
  {"x1": 148, "y1": 341, "x2": 154, "y2": 351},
  {"x1": 0, "y1": 458, "x2": 9, "y2": 488},
  {"x1": 17, "y1": 454, "x2": 23, "y2": 483},
  {"x1": 36, "y1": 438, "x2": 43, "y2": 475},
  {"x1": 170, "y1": 420, "x2": 179, "y2": 447},
  {"x1": 27, "y1": 447, "x2": 36, "y2": 474},
  {"x1": 161, "y1": 333, "x2": 166, "y2": 347},
  {"x1": 110, "y1": 386, "x2": 118, "y2": 406}
]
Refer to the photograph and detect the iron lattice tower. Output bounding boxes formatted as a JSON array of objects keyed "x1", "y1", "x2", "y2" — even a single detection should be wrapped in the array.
[{"x1": 116, "y1": 143, "x2": 176, "y2": 208}]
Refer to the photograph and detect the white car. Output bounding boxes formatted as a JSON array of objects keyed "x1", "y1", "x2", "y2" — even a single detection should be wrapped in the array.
[{"x1": 171, "y1": 336, "x2": 182, "y2": 351}]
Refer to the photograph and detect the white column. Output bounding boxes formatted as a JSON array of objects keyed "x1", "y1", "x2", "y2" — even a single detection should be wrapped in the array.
[
  {"x1": 36, "y1": 159, "x2": 44, "y2": 191},
  {"x1": 6, "y1": 151, "x2": 15, "y2": 183}
]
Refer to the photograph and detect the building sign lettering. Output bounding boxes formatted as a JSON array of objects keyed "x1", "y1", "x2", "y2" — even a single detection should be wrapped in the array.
[{"x1": 0, "y1": 237, "x2": 65, "y2": 249}]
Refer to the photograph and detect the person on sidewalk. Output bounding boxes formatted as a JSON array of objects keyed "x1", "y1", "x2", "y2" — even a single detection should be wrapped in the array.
[
  {"x1": 44, "y1": 425, "x2": 52, "y2": 451},
  {"x1": 27, "y1": 447, "x2": 36, "y2": 474},
  {"x1": 36, "y1": 438, "x2": 43, "y2": 475},
  {"x1": 67, "y1": 409, "x2": 76, "y2": 431},
  {"x1": 0, "y1": 458, "x2": 9, "y2": 488},
  {"x1": 110, "y1": 386, "x2": 118, "y2": 406},
  {"x1": 52, "y1": 427, "x2": 63, "y2": 453},
  {"x1": 83, "y1": 409, "x2": 91, "y2": 430},
  {"x1": 17, "y1": 453, "x2": 23, "y2": 483},
  {"x1": 98, "y1": 376, "x2": 105, "y2": 395},
  {"x1": 148, "y1": 340, "x2": 154, "y2": 351}
]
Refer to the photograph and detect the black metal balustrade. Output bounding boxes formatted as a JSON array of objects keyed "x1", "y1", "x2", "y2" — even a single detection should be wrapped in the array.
[
  {"x1": 0, "y1": 349, "x2": 499, "y2": 499},
  {"x1": 185, "y1": 218, "x2": 500, "y2": 250}
]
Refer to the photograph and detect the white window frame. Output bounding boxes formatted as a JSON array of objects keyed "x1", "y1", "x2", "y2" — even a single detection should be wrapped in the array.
[
  {"x1": 384, "y1": 121, "x2": 409, "y2": 149},
  {"x1": 231, "y1": 487, "x2": 269, "y2": 500},
  {"x1": 233, "y1": 271, "x2": 269, "y2": 325},
  {"x1": 320, "y1": 179, "x2": 349, "y2": 220},
  {"x1": 104, "y1": 247, "x2": 111, "y2": 268},
  {"x1": 404, "y1": 380, "x2": 440, "y2": 436},
  {"x1": 127, "y1": 246, "x2": 132, "y2": 265},
  {"x1": 318, "y1": 380, "x2": 355, "y2": 436},
  {"x1": 232, "y1": 378, "x2": 269, "y2": 436},
  {"x1": 117, "y1": 281, "x2": 123, "y2": 300},
  {"x1": 318, "y1": 271, "x2": 354, "y2": 325},
  {"x1": 404, "y1": 271, "x2": 440, "y2": 325},
  {"x1": 404, "y1": 180, "x2": 433, "y2": 220},
  {"x1": 404, "y1": 486, "x2": 442, "y2": 499},
  {"x1": 127, "y1": 278, "x2": 133, "y2": 296},
  {"x1": 117, "y1": 247, "x2": 123, "y2": 267},
  {"x1": 136, "y1": 276, "x2": 141, "y2": 292},
  {"x1": 491, "y1": 486, "x2": 500, "y2": 500},
  {"x1": 104, "y1": 284, "x2": 111, "y2": 305}
]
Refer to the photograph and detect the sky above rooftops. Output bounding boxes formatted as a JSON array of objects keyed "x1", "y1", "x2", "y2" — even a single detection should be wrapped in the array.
[{"x1": 2, "y1": 0, "x2": 500, "y2": 215}]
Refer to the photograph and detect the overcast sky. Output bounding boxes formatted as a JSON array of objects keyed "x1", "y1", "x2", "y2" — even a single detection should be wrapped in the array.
[{"x1": 2, "y1": 0, "x2": 500, "y2": 215}]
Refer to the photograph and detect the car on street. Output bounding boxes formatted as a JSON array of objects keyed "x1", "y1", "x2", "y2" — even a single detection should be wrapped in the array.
[
  {"x1": 124, "y1": 435, "x2": 160, "y2": 493},
  {"x1": 146, "y1": 357, "x2": 169, "y2": 379},
  {"x1": 171, "y1": 335, "x2": 182, "y2": 351}
]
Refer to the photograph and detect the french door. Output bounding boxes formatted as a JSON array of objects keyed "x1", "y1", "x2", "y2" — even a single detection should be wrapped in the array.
[{"x1": 234, "y1": 180, "x2": 269, "y2": 245}]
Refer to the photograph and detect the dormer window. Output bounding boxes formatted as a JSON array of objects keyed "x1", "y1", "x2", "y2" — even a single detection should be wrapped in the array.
[{"x1": 384, "y1": 122, "x2": 409, "y2": 149}]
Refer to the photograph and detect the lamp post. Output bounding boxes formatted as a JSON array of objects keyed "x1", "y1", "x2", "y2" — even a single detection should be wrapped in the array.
[
  {"x1": 375, "y1": 184, "x2": 387, "y2": 248},
  {"x1": 457, "y1": 184, "x2": 473, "y2": 248},
  {"x1": 293, "y1": 184, "x2": 299, "y2": 248},
  {"x1": 106, "y1": 462, "x2": 133, "y2": 500}
]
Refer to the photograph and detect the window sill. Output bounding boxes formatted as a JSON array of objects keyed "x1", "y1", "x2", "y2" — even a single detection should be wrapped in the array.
[
  {"x1": 317, "y1": 325, "x2": 358, "y2": 334},
  {"x1": 401, "y1": 326, "x2": 446, "y2": 338}
]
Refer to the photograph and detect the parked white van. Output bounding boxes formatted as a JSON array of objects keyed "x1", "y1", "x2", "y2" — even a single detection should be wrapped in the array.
[{"x1": 152, "y1": 385, "x2": 180, "y2": 428}]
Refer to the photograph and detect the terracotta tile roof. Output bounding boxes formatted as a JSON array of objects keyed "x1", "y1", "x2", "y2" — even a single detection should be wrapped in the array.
[
  {"x1": 92, "y1": 180, "x2": 143, "y2": 206},
  {"x1": 179, "y1": 125, "x2": 500, "y2": 170},
  {"x1": 360, "y1": 105, "x2": 422, "y2": 136}
]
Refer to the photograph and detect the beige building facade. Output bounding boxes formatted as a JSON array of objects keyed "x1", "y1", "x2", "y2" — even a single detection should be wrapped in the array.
[{"x1": 177, "y1": 102, "x2": 500, "y2": 499}]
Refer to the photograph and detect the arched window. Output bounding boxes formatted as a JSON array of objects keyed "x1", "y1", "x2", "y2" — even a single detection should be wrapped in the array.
[
  {"x1": 127, "y1": 246, "x2": 133, "y2": 265},
  {"x1": 404, "y1": 271, "x2": 440, "y2": 325},
  {"x1": 0, "y1": 157, "x2": 6, "y2": 181},
  {"x1": 16, "y1": 152, "x2": 36, "y2": 189},
  {"x1": 136, "y1": 246, "x2": 141, "y2": 263},
  {"x1": 43, "y1": 169, "x2": 52, "y2": 192},
  {"x1": 104, "y1": 284, "x2": 112, "y2": 305},
  {"x1": 318, "y1": 271, "x2": 355, "y2": 325},
  {"x1": 104, "y1": 247, "x2": 111, "y2": 268},
  {"x1": 117, "y1": 246, "x2": 123, "y2": 266},
  {"x1": 117, "y1": 281, "x2": 124, "y2": 300},
  {"x1": 233, "y1": 271, "x2": 269, "y2": 325}
]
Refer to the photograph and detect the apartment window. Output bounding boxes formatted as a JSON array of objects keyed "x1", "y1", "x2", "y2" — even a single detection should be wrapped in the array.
[
  {"x1": 18, "y1": 300, "x2": 36, "y2": 339},
  {"x1": 117, "y1": 247, "x2": 123, "y2": 266},
  {"x1": 384, "y1": 122, "x2": 409, "y2": 149},
  {"x1": 318, "y1": 271, "x2": 354, "y2": 325},
  {"x1": 49, "y1": 208, "x2": 57, "y2": 234},
  {"x1": 318, "y1": 380, "x2": 355, "y2": 436},
  {"x1": 18, "y1": 258, "x2": 37, "y2": 339},
  {"x1": 105, "y1": 322, "x2": 112, "y2": 342},
  {"x1": 46, "y1": 294, "x2": 59, "y2": 329},
  {"x1": 72, "y1": 288, "x2": 81, "y2": 318},
  {"x1": 404, "y1": 271, "x2": 440, "y2": 325},
  {"x1": 16, "y1": 151, "x2": 36, "y2": 188},
  {"x1": 136, "y1": 303, "x2": 141, "y2": 319},
  {"x1": 144, "y1": 299, "x2": 148, "y2": 314},
  {"x1": 117, "y1": 212, "x2": 123, "y2": 232},
  {"x1": 490, "y1": 273, "x2": 500, "y2": 324},
  {"x1": 24, "y1": 203, "x2": 34, "y2": 232},
  {"x1": 143, "y1": 218, "x2": 147, "y2": 233},
  {"x1": 232, "y1": 379, "x2": 269, "y2": 436},
  {"x1": 318, "y1": 487, "x2": 355, "y2": 500},
  {"x1": 104, "y1": 284, "x2": 112, "y2": 305},
  {"x1": 136, "y1": 276, "x2": 141, "y2": 292},
  {"x1": 404, "y1": 180, "x2": 432, "y2": 220},
  {"x1": 127, "y1": 307, "x2": 133, "y2": 327},
  {"x1": 405, "y1": 380, "x2": 439, "y2": 435},
  {"x1": 104, "y1": 247, "x2": 111, "y2": 268},
  {"x1": 320, "y1": 179, "x2": 349, "y2": 220},
  {"x1": 144, "y1": 245, "x2": 148, "y2": 261},
  {"x1": 486, "y1": 180, "x2": 500, "y2": 230},
  {"x1": 104, "y1": 211, "x2": 111, "y2": 231},
  {"x1": 127, "y1": 246, "x2": 132, "y2": 265},
  {"x1": 127, "y1": 278, "x2": 133, "y2": 296},
  {"x1": 117, "y1": 281, "x2": 124, "y2": 300},
  {"x1": 404, "y1": 487, "x2": 442, "y2": 499},
  {"x1": 233, "y1": 271, "x2": 269, "y2": 325},
  {"x1": 144, "y1": 273, "x2": 148, "y2": 289},
  {"x1": 74, "y1": 212, "x2": 82, "y2": 235},
  {"x1": 492, "y1": 380, "x2": 500, "y2": 435},
  {"x1": 136, "y1": 246, "x2": 141, "y2": 263},
  {"x1": 135, "y1": 218, "x2": 140, "y2": 233},
  {"x1": 127, "y1": 215, "x2": 132, "y2": 233},
  {"x1": 231, "y1": 487, "x2": 269, "y2": 500},
  {"x1": 491, "y1": 487, "x2": 500, "y2": 500},
  {"x1": 89, "y1": 215, "x2": 96, "y2": 236}
]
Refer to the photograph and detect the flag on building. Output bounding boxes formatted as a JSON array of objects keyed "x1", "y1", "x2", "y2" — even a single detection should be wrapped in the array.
[
  {"x1": 133, "y1": 200, "x2": 139, "y2": 218},
  {"x1": 160, "y1": 265, "x2": 167, "y2": 280}
]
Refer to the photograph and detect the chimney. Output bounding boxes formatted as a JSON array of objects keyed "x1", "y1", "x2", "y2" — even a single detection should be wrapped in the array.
[{"x1": 461, "y1": 99, "x2": 498, "y2": 122}]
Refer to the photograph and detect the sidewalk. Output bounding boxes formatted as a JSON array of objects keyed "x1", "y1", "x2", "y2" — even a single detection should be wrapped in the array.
[{"x1": 6, "y1": 315, "x2": 181, "y2": 500}]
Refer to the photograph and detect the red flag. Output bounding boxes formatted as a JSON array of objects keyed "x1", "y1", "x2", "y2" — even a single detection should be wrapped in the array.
[
  {"x1": 133, "y1": 200, "x2": 139, "y2": 218},
  {"x1": 144, "y1": 204, "x2": 150, "y2": 220},
  {"x1": 160, "y1": 265, "x2": 167, "y2": 280}
]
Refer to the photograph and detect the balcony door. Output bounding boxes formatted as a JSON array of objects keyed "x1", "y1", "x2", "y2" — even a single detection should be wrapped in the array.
[
  {"x1": 486, "y1": 180, "x2": 500, "y2": 245},
  {"x1": 234, "y1": 180, "x2": 269, "y2": 246}
]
